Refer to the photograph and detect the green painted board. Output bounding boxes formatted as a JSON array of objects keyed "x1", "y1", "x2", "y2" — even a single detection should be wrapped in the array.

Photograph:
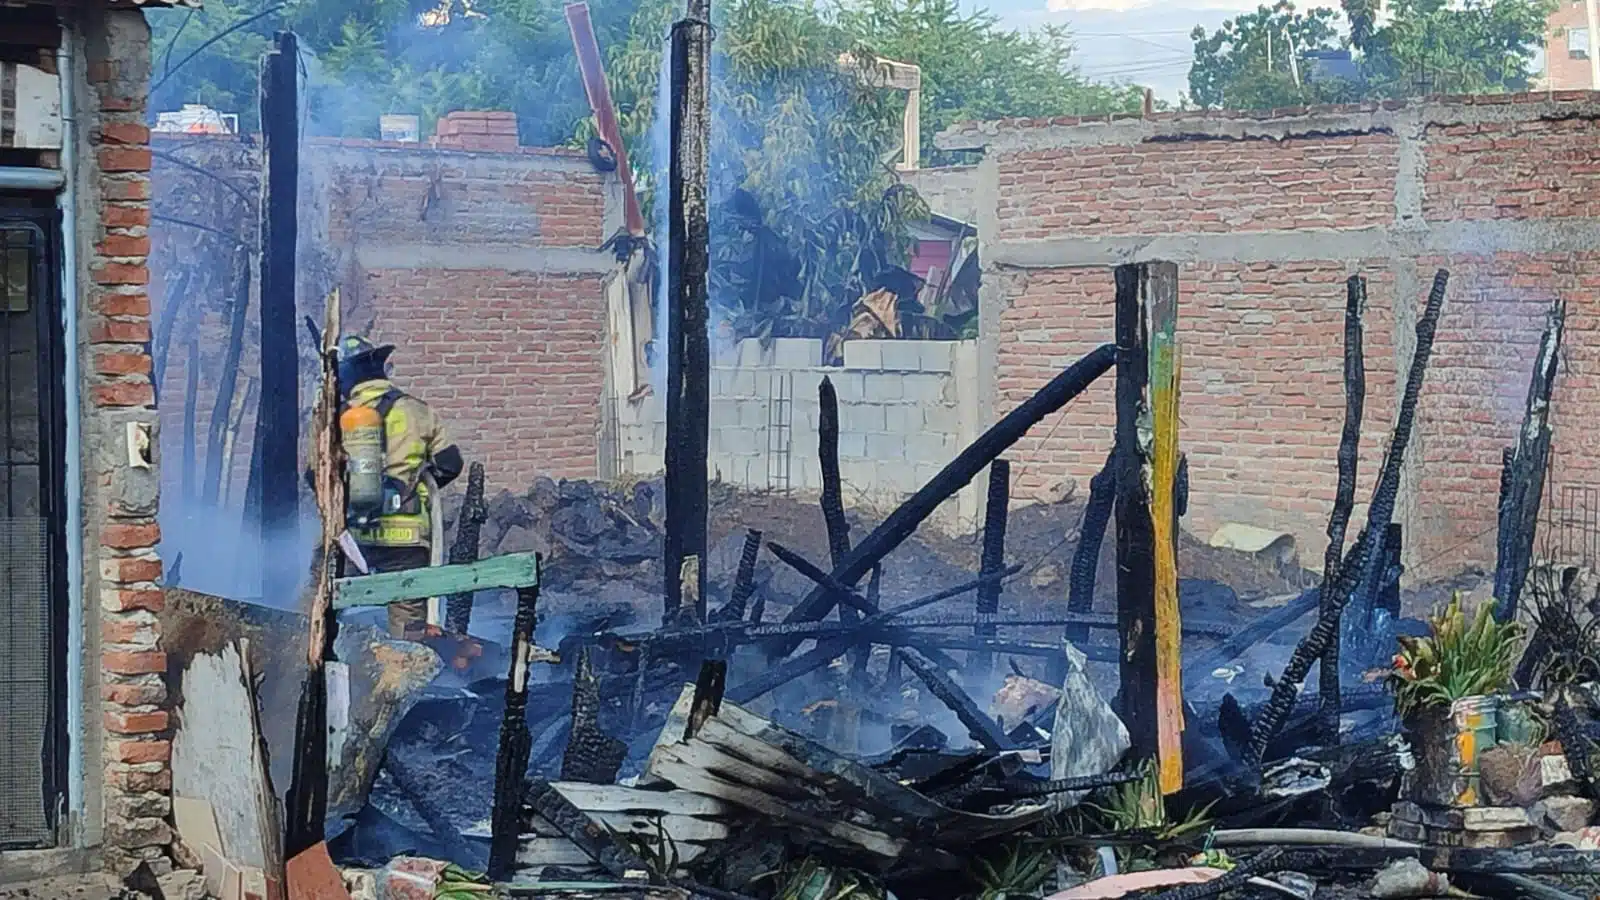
[{"x1": 333, "y1": 551, "x2": 539, "y2": 608}]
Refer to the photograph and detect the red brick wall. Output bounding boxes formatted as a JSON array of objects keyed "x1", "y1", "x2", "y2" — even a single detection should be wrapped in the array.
[
  {"x1": 364, "y1": 270, "x2": 608, "y2": 486},
  {"x1": 995, "y1": 136, "x2": 1398, "y2": 241},
  {"x1": 971, "y1": 95, "x2": 1600, "y2": 574},
  {"x1": 1544, "y1": 1, "x2": 1592, "y2": 91}
]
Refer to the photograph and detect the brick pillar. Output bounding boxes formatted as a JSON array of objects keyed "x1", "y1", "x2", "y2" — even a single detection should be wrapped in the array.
[{"x1": 83, "y1": 7, "x2": 172, "y2": 874}]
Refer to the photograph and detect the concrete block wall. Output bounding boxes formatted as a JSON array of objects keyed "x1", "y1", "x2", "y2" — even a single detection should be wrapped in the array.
[
  {"x1": 940, "y1": 92, "x2": 1600, "y2": 574},
  {"x1": 616, "y1": 338, "x2": 984, "y2": 531}
]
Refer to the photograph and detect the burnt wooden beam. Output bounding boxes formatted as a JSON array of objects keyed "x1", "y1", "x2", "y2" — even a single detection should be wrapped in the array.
[
  {"x1": 387, "y1": 752, "x2": 471, "y2": 862},
  {"x1": 150, "y1": 265, "x2": 194, "y2": 406},
  {"x1": 444, "y1": 462, "x2": 488, "y2": 634},
  {"x1": 1494, "y1": 299, "x2": 1565, "y2": 623},
  {"x1": 201, "y1": 243, "x2": 252, "y2": 508},
  {"x1": 1275, "y1": 845, "x2": 1600, "y2": 877},
  {"x1": 1144, "y1": 848, "x2": 1284, "y2": 900},
  {"x1": 973, "y1": 460, "x2": 1010, "y2": 680},
  {"x1": 1319, "y1": 274, "x2": 1367, "y2": 746},
  {"x1": 662, "y1": 0, "x2": 713, "y2": 626},
  {"x1": 489, "y1": 582, "x2": 543, "y2": 880},
  {"x1": 898, "y1": 647, "x2": 1014, "y2": 751},
  {"x1": 764, "y1": 541, "x2": 875, "y2": 615},
  {"x1": 1066, "y1": 448, "x2": 1116, "y2": 648},
  {"x1": 1251, "y1": 269, "x2": 1449, "y2": 768},
  {"x1": 720, "y1": 529, "x2": 762, "y2": 621},
  {"x1": 773, "y1": 344, "x2": 1116, "y2": 654},
  {"x1": 256, "y1": 31, "x2": 301, "y2": 607},
  {"x1": 523, "y1": 780, "x2": 652, "y2": 880},
  {"x1": 283, "y1": 288, "x2": 341, "y2": 859},
  {"x1": 686, "y1": 659, "x2": 727, "y2": 740},
  {"x1": 1113, "y1": 262, "x2": 1158, "y2": 762}
]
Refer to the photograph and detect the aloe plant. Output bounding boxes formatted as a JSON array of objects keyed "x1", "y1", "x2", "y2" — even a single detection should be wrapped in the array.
[{"x1": 1390, "y1": 591, "x2": 1525, "y2": 718}]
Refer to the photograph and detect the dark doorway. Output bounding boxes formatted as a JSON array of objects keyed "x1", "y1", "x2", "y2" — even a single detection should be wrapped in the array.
[{"x1": 0, "y1": 204, "x2": 68, "y2": 849}]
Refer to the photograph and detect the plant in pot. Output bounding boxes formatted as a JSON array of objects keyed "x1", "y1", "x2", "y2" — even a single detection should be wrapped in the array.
[{"x1": 1388, "y1": 592, "x2": 1525, "y2": 807}]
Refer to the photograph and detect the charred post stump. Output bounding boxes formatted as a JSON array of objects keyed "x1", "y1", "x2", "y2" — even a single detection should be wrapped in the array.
[
  {"x1": 713, "y1": 528, "x2": 762, "y2": 622},
  {"x1": 1494, "y1": 299, "x2": 1565, "y2": 623},
  {"x1": 257, "y1": 32, "x2": 301, "y2": 607},
  {"x1": 561, "y1": 648, "x2": 627, "y2": 784},
  {"x1": 662, "y1": 0, "x2": 713, "y2": 626},
  {"x1": 202, "y1": 243, "x2": 252, "y2": 508},
  {"x1": 1319, "y1": 274, "x2": 1367, "y2": 746},
  {"x1": 489, "y1": 581, "x2": 543, "y2": 880},
  {"x1": 772, "y1": 344, "x2": 1116, "y2": 657},
  {"x1": 445, "y1": 462, "x2": 488, "y2": 634},
  {"x1": 1250, "y1": 270, "x2": 1449, "y2": 769},
  {"x1": 973, "y1": 460, "x2": 1011, "y2": 680},
  {"x1": 818, "y1": 376, "x2": 869, "y2": 688}
]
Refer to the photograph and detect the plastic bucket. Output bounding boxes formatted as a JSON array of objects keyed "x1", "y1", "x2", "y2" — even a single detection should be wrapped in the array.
[{"x1": 1451, "y1": 694, "x2": 1500, "y2": 806}]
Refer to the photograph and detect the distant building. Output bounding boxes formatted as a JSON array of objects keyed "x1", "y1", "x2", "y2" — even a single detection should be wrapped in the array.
[{"x1": 1544, "y1": 0, "x2": 1595, "y2": 90}]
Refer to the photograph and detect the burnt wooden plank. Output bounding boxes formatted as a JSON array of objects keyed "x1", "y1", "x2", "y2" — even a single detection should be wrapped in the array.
[
  {"x1": 489, "y1": 582, "x2": 543, "y2": 880},
  {"x1": 1114, "y1": 262, "x2": 1158, "y2": 761}
]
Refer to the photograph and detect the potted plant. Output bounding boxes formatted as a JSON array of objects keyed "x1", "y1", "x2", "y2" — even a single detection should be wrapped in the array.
[{"x1": 1389, "y1": 592, "x2": 1525, "y2": 807}]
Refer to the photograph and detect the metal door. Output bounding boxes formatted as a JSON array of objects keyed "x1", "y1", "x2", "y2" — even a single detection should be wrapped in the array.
[{"x1": 0, "y1": 208, "x2": 67, "y2": 849}]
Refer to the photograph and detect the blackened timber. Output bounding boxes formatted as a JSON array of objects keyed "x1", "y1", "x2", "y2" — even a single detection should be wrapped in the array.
[
  {"x1": 819, "y1": 376, "x2": 852, "y2": 567},
  {"x1": 257, "y1": 31, "x2": 301, "y2": 607},
  {"x1": 1067, "y1": 449, "x2": 1116, "y2": 646},
  {"x1": 774, "y1": 344, "x2": 1116, "y2": 654},
  {"x1": 686, "y1": 659, "x2": 727, "y2": 740},
  {"x1": 560, "y1": 648, "x2": 626, "y2": 784},
  {"x1": 445, "y1": 462, "x2": 488, "y2": 634},
  {"x1": 202, "y1": 244, "x2": 252, "y2": 507},
  {"x1": 662, "y1": 0, "x2": 712, "y2": 625},
  {"x1": 1114, "y1": 263, "x2": 1158, "y2": 761},
  {"x1": 973, "y1": 460, "x2": 1010, "y2": 679},
  {"x1": 283, "y1": 288, "x2": 342, "y2": 859},
  {"x1": 885, "y1": 630, "x2": 1106, "y2": 662},
  {"x1": 1494, "y1": 299, "x2": 1565, "y2": 623},
  {"x1": 489, "y1": 583, "x2": 543, "y2": 880},
  {"x1": 765, "y1": 541, "x2": 875, "y2": 615},
  {"x1": 1145, "y1": 848, "x2": 1284, "y2": 900},
  {"x1": 387, "y1": 752, "x2": 471, "y2": 862},
  {"x1": 1277, "y1": 846, "x2": 1600, "y2": 877},
  {"x1": 1250, "y1": 269, "x2": 1449, "y2": 767},
  {"x1": 1319, "y1": 274, "x2": 1366, "y2": 745},
  {"x1": 524, "y1": 780, "x2": 653, "y2": 879},
  {"x1": 721, "y1": 529, "x2": 762, "y2": 621},
  {"x1": 898, "y1": 647, "x2": 1014, "y2": 750}
]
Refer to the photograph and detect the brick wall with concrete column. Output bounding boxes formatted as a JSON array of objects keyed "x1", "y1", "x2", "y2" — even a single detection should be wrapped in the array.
[
  {"x1": 617, "y1": 338, "x2": 988, "y2": 531},
  {"x1": 79, "y1": 4, "x2": 171, "y2": 874},
  {"x1": 940, "y1": 92, "x2": 1600, "y2": 576}
]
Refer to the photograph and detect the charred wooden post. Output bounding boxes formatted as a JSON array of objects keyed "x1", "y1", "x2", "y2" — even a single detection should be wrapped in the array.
[
  {"x1": 561, "y1": 648, "x2": 627, "y2": 784},
  {"x1": 1066, "y1": 449, "x2": 1116, "y2": 649},
  {"x1": 1319, "y1": 274, "x2": 1367, "y2": 746},
  {"x1": 283, "y1": 288, "x2": 342, "y2": 858},
  {"x1": 973, "y1": 460, "x2": 1011, "y2": 680},
  {"x1": 181, "y1": 337, "x2": 199, "y2": 505},
  {"x1": 202, "y1": 244, "x2": 252, "y2": 507},
  {"x1": 1112, "y1": 262, "x2": 1157, "y2": 763},
  {"x1": 818, "y1": 376, "x2": 867, "y2": 687},
  {"x1": 765, "y1": 541, "x2": 875, "y2": 615},
  {"x1": 662, "y1": 0, "x2": 713, "y2": 626},
  {"x1": 524, "y1": 780, "x2": 652, "y2": 880},
  {"x1": 257, "y1": 32, "x2": 301, "y2": 607},
  {"x1": 1250, "y1": 269, "x2": 1449, "y2": 768},
  {"x1": 387, "y1": 753, "x2": 470, "y2": 862},
  {"x1": 445, "y1": 462, "x2": 488, "y2": 634},
  {"x1": 1494, "y1": 299, "x2": 1565, "y2": 623},
  {"x1": 151, "y1": 265, "x2": 194, "y2": 405},
  {"x1": 774, "y1": 344, "x2": 1116, "y2": 654},
  {"x1": 686, "y1": 659, "x2": 727, "y2": 739},
  {"x1": 489, "y1": 581, "x2": 543, "y2": 879},
  {"x1": 723, "y1": 528, "x2": 762, "y2": 621}
]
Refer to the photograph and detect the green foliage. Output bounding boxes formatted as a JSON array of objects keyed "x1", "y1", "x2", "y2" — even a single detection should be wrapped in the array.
[
  {"x1": 605, "y1": 818, "x2": 681, "y2": 879},
  {"x1": 1188, "y1": 0, "x2": 1557, "y2": 111},
  {"x1": 433, "y1": 863, "x2": 498, "y2": 900},
  {"x1": 1080, "y1": 767, "x2": 1215, "y2": 874},
  {"x1": 757, "y1": 857, "x2": 887, "y2": 900},
  {"x1": 1390, "y1": 592, "x2": 1525, "y2": 718},
  {"x1": 965, "y1": 842, "x2": 1053, "y2": 900}
]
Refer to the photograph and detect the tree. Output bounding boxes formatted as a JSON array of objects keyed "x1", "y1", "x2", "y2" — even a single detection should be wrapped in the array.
[
  {"x1": 1188, "y1": 1, "x2": 1347, "y2": 110},
  {"x1": 1188, "y1": 0, "x2": 1557, "y2": 111}
]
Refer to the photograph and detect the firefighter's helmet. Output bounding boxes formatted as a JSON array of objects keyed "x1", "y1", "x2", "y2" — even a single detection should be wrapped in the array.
[{"x1": 336, "y1": 334, "x2": 395, "y2": 389}]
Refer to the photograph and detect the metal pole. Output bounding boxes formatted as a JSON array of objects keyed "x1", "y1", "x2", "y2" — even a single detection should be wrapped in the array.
[{"x1": 663, "y1": 0, "x2": 712, "y2": 624}]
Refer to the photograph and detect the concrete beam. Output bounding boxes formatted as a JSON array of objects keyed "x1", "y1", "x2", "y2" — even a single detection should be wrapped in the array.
[
  {"x1": 987, "y1": 219, "x2": 1600, "y2": 269},
  {"x1": 355, "y1": 243, "x2": 616, "y2": 274}
]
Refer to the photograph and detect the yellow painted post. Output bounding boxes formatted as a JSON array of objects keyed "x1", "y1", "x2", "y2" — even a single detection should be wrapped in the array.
[{"x1": 1145, "y1": 263, "x2": 1185, "y2": 795}]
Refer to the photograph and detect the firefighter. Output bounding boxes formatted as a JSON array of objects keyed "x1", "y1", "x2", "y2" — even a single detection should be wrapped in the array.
[{"x1": 334, "y1": 335, "x2": 464, "y2": 639}]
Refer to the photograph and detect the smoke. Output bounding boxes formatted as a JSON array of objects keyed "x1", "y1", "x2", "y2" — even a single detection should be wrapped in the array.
[{"x1": 158, "y1": 497, "x2": 319, "y2": 606}]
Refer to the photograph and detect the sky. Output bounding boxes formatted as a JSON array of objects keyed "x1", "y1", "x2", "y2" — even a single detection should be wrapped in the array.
[{"x1": 984, "y1": 0, "x2": 1333, "y2": 103}]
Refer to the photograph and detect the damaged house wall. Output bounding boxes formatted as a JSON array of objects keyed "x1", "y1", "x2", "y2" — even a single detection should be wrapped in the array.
[{"x1": 941, "y1": 93, "x2": 1600, "y2": 576}]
